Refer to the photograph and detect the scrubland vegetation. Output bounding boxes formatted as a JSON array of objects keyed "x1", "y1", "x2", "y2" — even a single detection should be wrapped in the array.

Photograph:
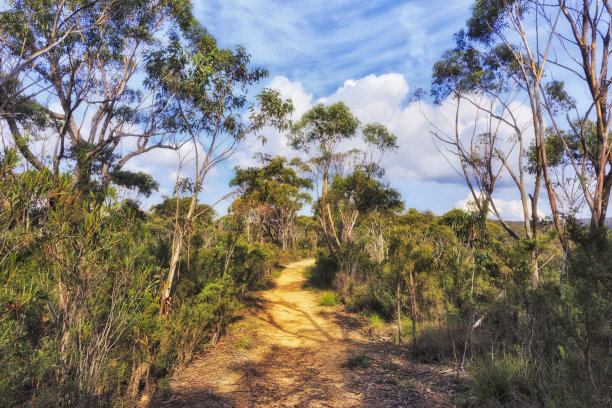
[{"x1": 1, "y1": 0, "x2": 611, "y2": 407}]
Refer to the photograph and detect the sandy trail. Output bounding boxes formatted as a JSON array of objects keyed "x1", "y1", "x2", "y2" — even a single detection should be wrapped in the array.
[{"x1": 159, "y1": 259, "x2": 460, "y2": 408}]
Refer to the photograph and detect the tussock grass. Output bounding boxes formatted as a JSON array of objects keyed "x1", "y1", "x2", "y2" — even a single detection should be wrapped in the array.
[
  {"x1": 318, "y1": 291, "x2": 337, "y2": 306},
  {"x1": 468, "y1": 354, "x2": 532, "y2": 405},
  {"x1": 365, "y1": 312, "x2": 383, "y2": 328},
  {"x1": 234, "y1": 338, "x2": 252, "y2": 350}
]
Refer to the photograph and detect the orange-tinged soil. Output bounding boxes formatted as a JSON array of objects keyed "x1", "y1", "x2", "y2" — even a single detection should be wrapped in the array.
[{"x1": 156, "y1": 259, "x2": 463, "y2": 407}]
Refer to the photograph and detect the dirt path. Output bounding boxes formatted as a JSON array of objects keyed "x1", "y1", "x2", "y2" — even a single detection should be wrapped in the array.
[{"x1": 157, "y1": 259, "x2": 462, "y2": 407}]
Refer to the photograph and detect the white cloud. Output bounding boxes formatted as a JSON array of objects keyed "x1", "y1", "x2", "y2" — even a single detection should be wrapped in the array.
[
  {"x1": 454, "y1": 192, "x2": 546, "y2": 221},
  {"x1": 237, "y1": 73, "x2": 537, "y2": 189},
  {"x1": 269, "y1": 75, "x2": 314, "y2": 119}
]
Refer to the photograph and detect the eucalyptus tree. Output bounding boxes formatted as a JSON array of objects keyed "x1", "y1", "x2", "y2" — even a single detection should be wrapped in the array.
[
  {"x1": 145, "y1": 38, "x2": 293, "y2": 315},
  {"x1": 430, "y1": 41, "x2": 549, "y2": 284},
  {"x1": 543, "y1": 1, "x2": 612, "y2": 231},
  {"x1": 461, "y1": 0, "x2": 561, "y2": 238},
  {"x1": 0, "y1": 0, "x2": 213, "y2": 196},
  {"x1": 429, "y1": 0, "x2": 612, "y2": 284},
  {"x1": 459, "y1": 0, "x2": 612, "y2": 230},
  {"x1": 288, "y1": 102, "x2": 400, "y2": 260},
  {"x1": 0, "y1": 0, "x2": 108, "y2": 98},
  {"x1": 322, "y1": 171, "x2": 402, "y2": 250},
  {"x1": 288, "y1": 102, "x2": 360, "y2": 253},
  {"x1": 230, "y1": 156, "x2": 313, "y2": 250}
]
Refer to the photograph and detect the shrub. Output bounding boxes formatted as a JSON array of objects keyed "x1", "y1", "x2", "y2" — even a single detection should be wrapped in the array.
[{"x1": 307, "y1": 251, "x2": 337, "y2": 288}]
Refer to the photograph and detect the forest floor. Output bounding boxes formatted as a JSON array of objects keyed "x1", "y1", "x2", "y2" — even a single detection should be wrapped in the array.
[{"x1": 154, "y1": 259, "x2": 464, "y2": 407}]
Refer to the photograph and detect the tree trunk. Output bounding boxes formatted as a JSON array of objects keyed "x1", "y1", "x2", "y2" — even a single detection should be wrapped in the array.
[
  {"x1": 530, "y1": 192, "x2": 540, "y2": 287},
  {"x1": 397, "y1": 278, "x2": 402, "y2": 346},
  {"x1": 127, "y1": 361, "x2": 150, "y2": 400},
  {"x1": 161, "y1": 192, "x2": 199, "y2": 316},
  {"x1": 559, "y1": 238, "x2": 570, "y2": 293},
  {"x1": 409, "y1": 269, "x2": 417, "y2": 357},
  {"x1": 531, "y1": 250, "x2": 539, "y2": 288}
]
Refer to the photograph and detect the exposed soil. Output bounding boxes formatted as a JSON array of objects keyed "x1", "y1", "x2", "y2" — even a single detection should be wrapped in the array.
[{"x1": 155, "y1": 259, "x2": 464, "y2": 407}]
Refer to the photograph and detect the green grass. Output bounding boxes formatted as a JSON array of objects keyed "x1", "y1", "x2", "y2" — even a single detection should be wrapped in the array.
[
  {"x1": 234, "y1": 338, "x2": 252, "y2": 350},
  {"x1": 381, "y1": 361, "x2": 400, "y2": 371},
  {"x1": 468, "y1": 355, "x2": 532, "y2": 405},
  {"x1": 393, "y1": 318, "x2": 414, "y2": 343},
  {"x1": 271, "y1": 267, "x2": 282, "y2": 279},
  {"x1": 346, "y1": 351, "x2": 370, "y2": 369},
  {"x1": 318, "y1": 291, "x2": 337, "y2": 306},
  {"x1": 365, "y1": 312, "x2": 383, "y2": 328}
]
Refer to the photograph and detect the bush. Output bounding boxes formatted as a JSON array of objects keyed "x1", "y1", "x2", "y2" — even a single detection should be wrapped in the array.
[{"x1": 307, "y1": 251, "x2": 337, "y2": 288}]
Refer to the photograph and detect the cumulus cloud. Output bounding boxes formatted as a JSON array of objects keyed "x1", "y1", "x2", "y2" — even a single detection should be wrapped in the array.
[
  {"x1": 109, "y1": 71, "x2": 541, "y2": 216},
  {"x1": 454, "y1": 192, "x2": 547, "y2": 221},
  {"x1": 269, "y1": 76, "x2": 314, "y2": 119},
  {"x1": 250, "y1": 73, "x2": 534, "y2": 186}
]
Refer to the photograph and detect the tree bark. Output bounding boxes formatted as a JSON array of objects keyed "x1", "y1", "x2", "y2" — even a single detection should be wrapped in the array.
[{"x1": 397, "y1": 278, "x2": 402, "y2": 346}]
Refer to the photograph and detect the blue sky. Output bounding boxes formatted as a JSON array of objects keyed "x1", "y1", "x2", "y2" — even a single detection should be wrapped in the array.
[
  {"x1": 126, "y1": 0, "x2": 553, "y2": 219},
  {"x1": 194, "y1": 0, "x2": 473, "y2": 97}
]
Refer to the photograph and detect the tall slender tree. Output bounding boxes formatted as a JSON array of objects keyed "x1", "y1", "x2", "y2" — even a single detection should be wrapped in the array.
[{"x1": 145, "y1": 37, "x2": 293, "y2": 315}]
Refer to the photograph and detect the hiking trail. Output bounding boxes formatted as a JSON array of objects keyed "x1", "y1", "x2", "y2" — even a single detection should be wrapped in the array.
[{"x1": 157, "y1": 259, "x2": 462, "y2": 407}]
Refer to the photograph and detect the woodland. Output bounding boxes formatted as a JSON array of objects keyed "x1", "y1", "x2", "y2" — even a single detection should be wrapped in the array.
[{"x1": 0, "y1": 0, "x2": 611, "y2": 407}]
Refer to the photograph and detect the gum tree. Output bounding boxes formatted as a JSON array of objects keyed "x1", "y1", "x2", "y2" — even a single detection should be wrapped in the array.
[
  {"x1": 145, "y1": 37, "x2": 293, "y2": 315},
  {"x1": 230, "y1": 156, "x2": 313, "y2": 250},
  {"x1": 288, "y1": 102, "x2": 400, "y2": 263},
  {"x1": 0, "y1": 0, "x2": 213, "y2": 197},
  {"x1": 429, "y1": 0, "x2": 612, "y2": 284}
]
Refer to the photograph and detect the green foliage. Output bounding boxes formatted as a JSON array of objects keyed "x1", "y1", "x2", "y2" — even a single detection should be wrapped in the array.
[
  {"x1": 145, "y1": 37, "x2": 291, "y2": 146},
  {"x1": 230, "y1": 156, "x2": 312, "y2": 249},
  {"x1": 318, "y1": 291, "x2": 338, "y2": 306},
  {"x1": 307, "y1": 251, "x2": 338, "y2": 288},
  {"x1": 111, "y1": 170, "x2": 160, "y2": 197},
  {"x1": 289, "y1": 102, "x2": 360, "y2": 152},
  {"x1": 365, "y1": 312, "x2": 384, "y2": 329},
  {"x1": 465, "y1": 0, "x2": 526, "y2": 44},
  {"x1": 467, "y1": 354, "x2": 533, "y2": 406},
  {"x1": 0, "y1": 145, "x2": 289, "y2": 406},
  {"x1": 0, "y1": 151, "x2": 157, "y2": 405},
  {"x1": 526, "y1": 122, "x2": 599, "y2": 177},
  {"x1": 1, "y1": 0, "x2": 217, "y2": 193},
  {"x1": 310, "y1": 194, "x2": 611, "y2": 405},
  {"x1": 362, "y1": 122, "x2": 398, "y2": 151},
  {"x1": 326, "y1": 171, "x2": 403, "y2": 215},
  {"x1": 431, "y1": 45, "x2": 494, "y2": 103},
  {"x1": 234, "y1": 338, "x2": 252, "y2": 350}
]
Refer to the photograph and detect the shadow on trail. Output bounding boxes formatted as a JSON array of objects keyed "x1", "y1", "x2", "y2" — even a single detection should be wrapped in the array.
[
  {"x1": 153, "y1": 259, "x2": 464, "y2": 407},
  {"x1": 220, "y1": 344, "x2": 351, "y2": 407},
  {"x1": 153, "y1": 309, "x2": 463, "y2": 408},
  {"x1": 258, "y1": 296, "x2": 336, "y2": 342}
]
